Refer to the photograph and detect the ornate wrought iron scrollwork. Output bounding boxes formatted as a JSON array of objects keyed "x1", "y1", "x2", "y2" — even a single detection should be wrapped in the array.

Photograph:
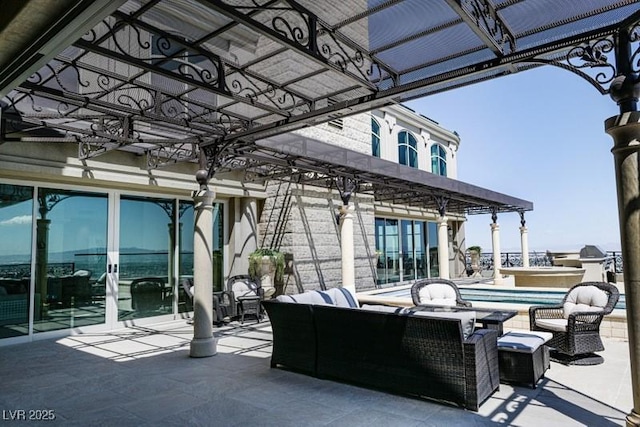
[
  {"x1": 224, "y1": 0, "x2": 394, "y2": 87},
  {"x1": 434, "y1": 195, "x2": 449, "y2": 217},
  {"x1": 147, "y1": 143, "x2": 198, "y2": 169},
  {"x1": 523, "y1": 35, "x2": 618, "y2": 95},
  {"x1": 566, "y1": 39, "x2": 616, "y2": 84},
  {"x1": 459, "y1": 0, "x2": 516, "y2": 54},
  {"x1": 335, "y1": 176, "x2": 357, "y2": 205},
  {"x1": 78, "y1": 12, "x2": 312, "y2": 119},
  {"x1": 627, "y1": 21, "x2": 640, "y2": 74}
]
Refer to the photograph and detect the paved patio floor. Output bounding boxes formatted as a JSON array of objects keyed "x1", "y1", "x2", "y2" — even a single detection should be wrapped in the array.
[{"x1": 0, "y1": 319, "x2": 632, "y2": 426}]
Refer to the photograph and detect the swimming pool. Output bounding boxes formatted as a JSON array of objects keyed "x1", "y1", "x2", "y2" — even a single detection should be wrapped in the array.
[{"x1": 370, "y1": 286, "x2": 626, "y2": 310}]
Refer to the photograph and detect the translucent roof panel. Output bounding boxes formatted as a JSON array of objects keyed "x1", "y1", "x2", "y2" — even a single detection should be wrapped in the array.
[{"x1": 3, "y1": 0, "x2": 640, "y2": 213}]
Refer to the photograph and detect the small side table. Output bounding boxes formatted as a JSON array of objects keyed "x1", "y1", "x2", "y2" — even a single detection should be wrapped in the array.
[
  {"x1": 497, "y1": 330, "x2": 552, "y2": 388},
  {"x1": 237, "y1": 295, "x2": 262, "y2": 324}
]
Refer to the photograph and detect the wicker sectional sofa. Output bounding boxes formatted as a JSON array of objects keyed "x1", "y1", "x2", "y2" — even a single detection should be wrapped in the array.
[{"x1": 261, "y1": 288, "x2": 500, "y2": 411}]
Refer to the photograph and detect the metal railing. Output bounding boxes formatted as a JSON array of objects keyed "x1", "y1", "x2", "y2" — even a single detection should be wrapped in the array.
[{"x1": 466, "y1": 251, "x2": 623, "y2": 274}]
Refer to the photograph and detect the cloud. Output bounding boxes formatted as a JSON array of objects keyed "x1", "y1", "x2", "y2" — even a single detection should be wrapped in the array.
[{"x1": 0, "y1": 215, "x2": 32, "y2": 226}]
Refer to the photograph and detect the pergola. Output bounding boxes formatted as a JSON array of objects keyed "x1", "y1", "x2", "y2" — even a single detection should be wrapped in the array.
[{"x1": 2, "y1": 1, "x2": 640, "y2": 424}]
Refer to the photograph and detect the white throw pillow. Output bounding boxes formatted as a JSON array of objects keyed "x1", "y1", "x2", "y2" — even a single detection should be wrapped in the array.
[
  {"x1": 275, "y1": 291, "x2": 331, "y2": 305},
  {"x1": 563, "y1": 285, "x2": 609, "y2": 319},
  {"x1": 418, "y1": 283, "x2": 458, "y2": 306},
  {"x1": 325, "y1": 287, "x2": 359, "y2": 308}
]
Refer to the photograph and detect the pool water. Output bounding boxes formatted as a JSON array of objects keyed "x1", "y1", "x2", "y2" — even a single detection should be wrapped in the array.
[{"x1": 375, "y1": 287, "x2": 626, "y2": 310}]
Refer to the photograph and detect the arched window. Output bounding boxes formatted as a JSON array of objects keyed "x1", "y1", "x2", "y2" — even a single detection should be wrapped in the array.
[
  {"x1": 372, "y1": 118, "x2": 381, "y2": 157},
  {"x1": 431, "y1": 144, "x2": 447, "y2": 176},
  {"x1": 398, "y1": 130, "x2": 418, "y2": 168}
]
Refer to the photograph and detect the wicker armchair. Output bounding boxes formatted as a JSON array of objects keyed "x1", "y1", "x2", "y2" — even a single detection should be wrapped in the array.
[
  {"x1": 529, "y1": 281, "x2": 619, "y2": 364},
  {"x1": 411, "y1": 278, "x2": 472, "y2": 307},
  {"x1": 226, "y1": 275, "x2": 263, "y2": 323}
]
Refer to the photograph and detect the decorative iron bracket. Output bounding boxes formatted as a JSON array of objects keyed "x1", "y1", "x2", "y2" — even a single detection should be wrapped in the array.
[
  {"x1": 147, "y1": 143, "x2": 198, "y2": 169},
  {"x1": 335, "y1": 176, "x2": 357, "y2": 205},
  {"x1": 446, "y1": 0, "x2": 516, "y2": 56},
  {"x1": 434, "y1": 195, "x2": 449, "y2": 217},
  {"x1": 519, "y1": 210, "x2": 526, "y2": 227}
]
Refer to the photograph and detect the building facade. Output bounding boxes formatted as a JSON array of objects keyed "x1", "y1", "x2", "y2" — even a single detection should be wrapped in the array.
[{"x1": 0, "y1": 103, "x2": 466, "y2": 345}]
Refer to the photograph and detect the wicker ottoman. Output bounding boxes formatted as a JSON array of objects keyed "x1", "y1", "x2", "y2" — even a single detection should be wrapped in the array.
[{"x1": 498, "y1": 331, "x2": 552, "y2": 388}]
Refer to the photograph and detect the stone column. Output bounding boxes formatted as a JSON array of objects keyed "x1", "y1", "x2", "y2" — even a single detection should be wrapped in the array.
[
  {"x1": 339, "y1": 204, "x2": 356, "y2": 294},
  {"x1": 437, "y1": 216, "x2": 449, "y2": 279},
  {"x1": 491, "y1": 220, "x2": 503, "y2": 285},
  {"x1": 606, "y1": 111, "x2": 640, "y2": 426},
  {"x1": 520, "y1": 226, "x2": 530, "y2": 268},
  {"x1": 190, "y1": 170, "x2": 217, "y2": 358}
]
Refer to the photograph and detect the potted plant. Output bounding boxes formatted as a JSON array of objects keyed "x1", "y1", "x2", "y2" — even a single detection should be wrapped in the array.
[
  {"x1": 468, "y1": 246, "x2": 482, "y2": 277},
  {"x1": 248, "y1": 248, "x2": 285, "y2": 297}
]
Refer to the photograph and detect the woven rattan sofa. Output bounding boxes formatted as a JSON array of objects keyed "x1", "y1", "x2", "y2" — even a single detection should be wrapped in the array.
[{"x1": 262, "y1": 288, "x2": 500, "y2": 411}]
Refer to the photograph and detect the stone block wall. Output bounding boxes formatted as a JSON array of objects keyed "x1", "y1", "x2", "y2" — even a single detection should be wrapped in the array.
[{"x1": 258, "y1": 182, "x2": 377, "y2": 294}]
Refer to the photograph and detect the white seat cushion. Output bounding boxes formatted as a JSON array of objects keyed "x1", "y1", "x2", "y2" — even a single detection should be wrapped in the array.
[
  {"x1": 360, "y1": 304, "x2": 408, "y2": 314},
  {"x1": 417, "y1": 283, "x2": 458, "y2": 306},
  {"x1": 231, "y1": 280, "x2": 258, "y2": 299},
  {"x1": 498, "y1": 331, "x2": 553, "y2": 353},
  {"x1": 535, "y1": 318, "x2": 567, "y2": 332},
  {"x1": 409, "y1": 310, "x2": 476, "y2": 339}
]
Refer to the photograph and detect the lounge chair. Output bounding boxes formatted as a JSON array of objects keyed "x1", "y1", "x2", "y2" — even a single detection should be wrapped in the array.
[
  {"x1": 529, "y1": 281, "x2": 619, "y2": 365},
  {"x1": 411, "y1": 278, "x2": 472, "y2": 307}
]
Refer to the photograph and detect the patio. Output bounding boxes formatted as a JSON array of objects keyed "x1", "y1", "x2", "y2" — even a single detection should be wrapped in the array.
[{"x1": 0, "y1": 318, "x2": 630, "y2": 426}]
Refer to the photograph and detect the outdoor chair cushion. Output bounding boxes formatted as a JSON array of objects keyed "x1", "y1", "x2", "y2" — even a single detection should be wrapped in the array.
[
  {"x1": 275, "y1": 287, "x2": 359, "y2": 308},
  {"x1": 534, "y1": 318, "x2": 567, "y2": 332},
  {"x1": 408, "y1": 309, "x2": 476, "y2": 339},
  {"x1": 360, "y1": 304, "x2": 408, "y2": 314},
  {"x1": 563, "y1": 285, "x2": 609, "y2": 319},
  {"x1": 276, "y1": 291, "x2": 332, "y2": 305},
  {"x1": 497, "y1": 331, "x2": 553, "y2": 354},
  {"x1": 417, "y1": 283, "x2": 459, "y2": 306},
  {"x1": 232, "y1": 279, "x2": 259, "y2": 299}
]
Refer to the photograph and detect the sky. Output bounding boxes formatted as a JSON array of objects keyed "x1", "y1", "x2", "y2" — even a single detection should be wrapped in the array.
[{"x1": 406, "y1": 65, "x2": 622, "y2": 253}]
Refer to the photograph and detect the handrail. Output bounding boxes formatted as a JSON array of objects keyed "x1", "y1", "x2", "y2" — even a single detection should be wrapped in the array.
[{"x1": 465, "y1": 251, "x2": 623, "y2": 273}]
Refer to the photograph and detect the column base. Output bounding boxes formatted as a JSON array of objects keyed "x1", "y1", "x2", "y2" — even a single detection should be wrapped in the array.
[
  {"x1": 493, "y1": 275, "x2": 504, "y2": 285},
  {"x1": 627, "y1": 410, "x2": 640, "y2": 427},
  {"x1": 189, "y1": 337, "x2": 218, "y2": 358}
]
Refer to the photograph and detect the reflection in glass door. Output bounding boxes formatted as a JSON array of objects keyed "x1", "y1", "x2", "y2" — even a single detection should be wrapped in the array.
[
  {"x1": 118, "y1": 196, "x2": 174, "y2": 321},
  {"x1": 414, "y1": 221, "x2": 428, "y2": 280},
  {"x1": 375, "y1": 218, "x2": 400, "y2": 285},
  {"x1": 401, "y1": 220, "x2": 414, "y2": 280},
  {"x1": 0, "y1": 184, "x2": 33, "y2": 338},
  {"x1": 34, "y1": 188, "x2": 108, "y2": 333},
  {"x1": 428, "y1": 222, "x2": 439, "y2": 277},
  {"x1": 376, "y1": 217, "x2": 436, "y2": 285}
]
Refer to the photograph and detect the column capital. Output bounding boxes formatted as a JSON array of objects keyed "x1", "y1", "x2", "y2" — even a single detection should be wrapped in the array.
[
  {"x1": 339, "y1": 204, "x2": 355, "y2": 215},
  {"x1": 519, "y1": 225, "x2": 528, "y2": 233},
  {"x1": 192, "y1": 189, "x2": 216, "y2": 206},
  {"x1": 491, "y1": 222, "x2": 500, "y2": 231}
]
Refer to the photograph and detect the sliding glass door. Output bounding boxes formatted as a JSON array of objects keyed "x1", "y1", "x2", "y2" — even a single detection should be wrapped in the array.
[
  {"x1": 118, "y1": 196, "x2": 174, "y2": 321},
  {"x1": 33, "y1": 188, "x2": 108, "y2": 333}
]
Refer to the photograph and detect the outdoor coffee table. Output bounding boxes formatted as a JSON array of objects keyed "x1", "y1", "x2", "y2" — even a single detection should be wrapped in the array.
[{"x1": 410, "y1": 305, "x2": 517, "y2": 336}]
